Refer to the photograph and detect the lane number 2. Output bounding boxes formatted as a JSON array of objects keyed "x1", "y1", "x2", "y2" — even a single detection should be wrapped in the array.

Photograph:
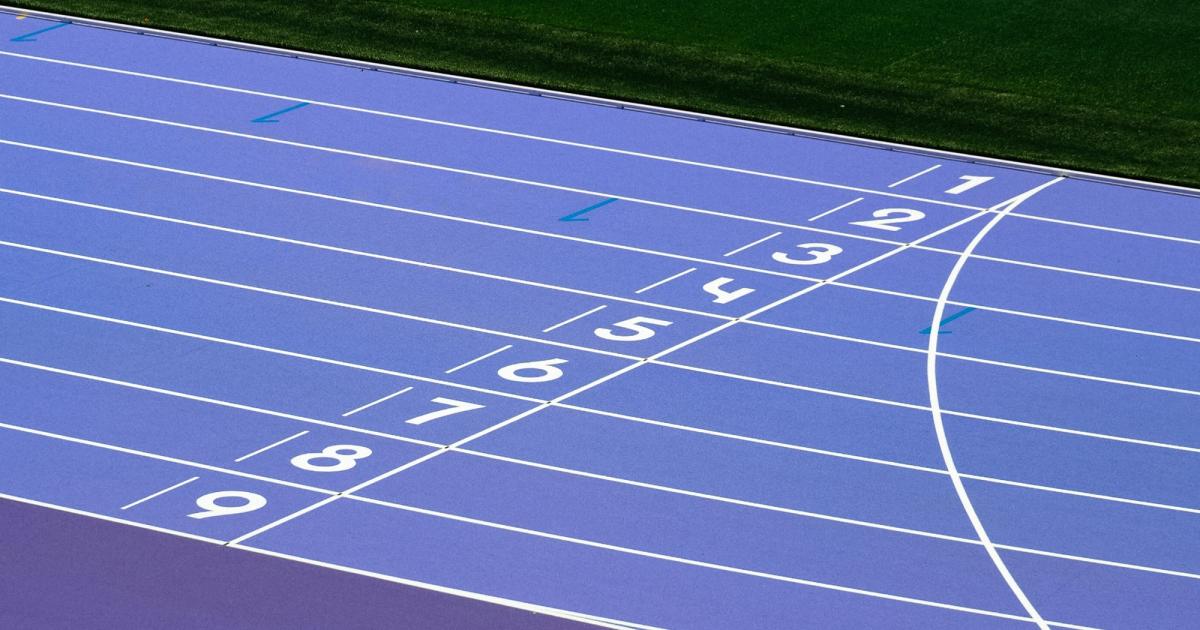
[{"x1": 849, "y1": 208, "x2": 926, "y2": 232}]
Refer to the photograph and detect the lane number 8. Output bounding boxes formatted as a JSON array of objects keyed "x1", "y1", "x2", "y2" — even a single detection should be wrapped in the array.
[{"x1": 291, "y1": 445, "x2": 372, "y2": 472}]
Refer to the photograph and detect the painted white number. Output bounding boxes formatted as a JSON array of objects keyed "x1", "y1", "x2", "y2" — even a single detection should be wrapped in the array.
[
  {"x1": 188, "y1": 491, "x2": 266, "y2": 520},
  {"x1": 772, "y1": 243, "x2": 843, "y2": 266},
  {"x1": 405, "y1": 397, "x2": 485, "y2": 425},
  {"x1": 594, "y1": 316, "x2": 672, "y2": 342},
  {"x1": 702, "y1": 277, "x2": 755, "y2": 304},
  {"x1": 944, "y1": 175, "x2": 993, "y2": 195},
  {"x1": 498, "y1": 358, "x2": 567, "y2": 383},
  {"x1": 849, "y1": 208, "x2": 926, "y2": 232},
  {"x1": 291, "y1": 444, "x2": 372, "y2": 472}
]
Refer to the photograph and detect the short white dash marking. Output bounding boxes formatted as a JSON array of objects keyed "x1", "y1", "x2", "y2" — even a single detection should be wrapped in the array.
[
  {"x1": 541, "y1": 305, "x2": 608, "y2": 333},
  {"x1": 444, "y1": 345, "x2": 513, "y2": 374},
  {"x1": 888, "y1": 164, "x2": 941, "y2": 188},
  {"x1": 808, "y1": 197, "x2": 864, "y2": 222},
  {"x1": 634, "y1": 267, "x2": 697, "y2": 294},
  {"x1": 233, "y1": 430, "x2": 310, "y2": 462},
  {"x1": 341, "y1": 387, "x2": 414, "y2": 417},
  {"x1": 120, "y1": 476, "x2": 199, "y2": 510},
  {"x1": 722, "y1": 232, "x2": 782, "y2": 257}
]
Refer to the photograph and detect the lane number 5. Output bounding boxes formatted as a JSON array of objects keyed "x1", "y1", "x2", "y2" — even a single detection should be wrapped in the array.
[{"x1": 594, "y1": 316, "x2": 672, "y2": 342}]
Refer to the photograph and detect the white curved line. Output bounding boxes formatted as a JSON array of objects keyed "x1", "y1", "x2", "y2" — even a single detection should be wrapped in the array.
[{"x1": 926, "y1": 177, "x2": 1064, "y2": 630}]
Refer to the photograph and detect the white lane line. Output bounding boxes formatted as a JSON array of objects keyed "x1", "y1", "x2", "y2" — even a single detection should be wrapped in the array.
[
  {"x1": 342, "y1": 387, "x2": 413, "y2": 417},
  {"x1": 5, "y1": 287, "x2": 1195, "y2": 514},
  {"x1": 995, "y1": 543, "x2": 1200, "y2": 581},
  {"x1": 11, "y1": 230, "x2": 1193, "y2": 399},
  {"x1": 0, "y1": 96, "x2": 972, "y2": 245},
  {"x1": 964, "y1": 473, "x2": 1200, "y2": 516},
  {"x1": 542, "y1": 305, "x2": 607, "y2": 333},
  {"x1": 0, "y1": 295, "x2": 542, "y2": 405},
  {"x1": 0, "y1": 187, "x2": 727, "y2": 322},
  {"x1": 345, "y1": 494, "x2": 1046, "y2": 626},
  {"x1": 722, "y1": 232, "x2": 782, "y2": 257},
  {"x1": 8, "y1": 188, "x2": 1198, "y2": 353},
  {"x1": 808, "y1": 197, "x2": 863, "y2": 222},
  {"x1": 0, "y1": 69, "x2": 985, "y2": 212},
  {"x1": 120, "y1": 476, "x2": 199, "y2": 510},
  {"x1": 1010, "y1": 210, "x2": 1200, "y2": 246},
  {"x1": 8, "y1": 319, "x2": 1192, "y2": 522},
  {"x1": 2, "y1": 352, "x2": 1192, "y2": 582},
  {"x1": 3, "y1": 374, "x2": 1192, "y2": 586},
  {"x1": 925, "y1": 177, "x2": 1064, "y2": 630},
  {"x1": 931, "y1": 246, "x2": 1200, "y2": 295},
  {"x1": 459, "y1": 448, "x2": 1200, "y2": 580},
  {"x1": 889, "y1": 164, "x2": 941, "y2": 188},
  {"x1": 634, "y1": 267, "x2": 696, "y2": 294},
  {"x1": 0, "y1": 355, "x2": 447, "y2": 447},
  {"x1": 458, "y1": 448, "x2": 964, "y2": 542},
  {"x1": 571, "y1": 358, "x2": 1200, "y2": 460},
  {"x1": 944, "y1": 407, "x2": 1200, "y2": 456},
  {"x1": 10, "y1": 285, "x2": 1200, "y2": 461},
  {"x1": 444, "y1": 345, "x2": 512, "y2": 374},
  {"x1": 0, "y1": 420, "x2": 333, "y2": 495},
  {"x1": 825, "y1": 281, "x2": 1200, "y2": 347},
  {"x1": 743, "y1": 319, "x2": 1200, "y2": 399},
  {"x1": 648, "y1": 355, "x2": 1200, "y2": 471},
  {"x1": 9, "y1": 87, "x2": 1196, "y2": 268},
  {"x1": 233, "y1": 430, "x2": 310, "y2": 462},
  {"x1": 0, "y1": 142, "x2": 846, "y2": 283},
  {"x1": 0, "y1": 239, "x2": 640, "y2": 362},
  {"x1": 6, "y1": 142, "x2": 1200, "y2": 300}
]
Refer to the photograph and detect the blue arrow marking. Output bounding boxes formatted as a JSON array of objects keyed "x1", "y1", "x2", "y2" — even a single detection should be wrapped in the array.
[
  {"x1": 10, "y1": 22, "x2": 70, "y2": 42},
  {"x1": 559, "y1": 197, "x2": 618, "y2": 222},
  {"x1": 919, "y1": 306, "x2": 977, "y2": 334},
  {"x1": 251, "y1": 102, "x2": 310, "y2": 123}
]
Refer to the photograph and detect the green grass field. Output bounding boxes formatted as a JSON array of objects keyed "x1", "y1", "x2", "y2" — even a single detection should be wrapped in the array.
[{"x1": 10, "y1": 1, "x2": 1200, "y2": 186}]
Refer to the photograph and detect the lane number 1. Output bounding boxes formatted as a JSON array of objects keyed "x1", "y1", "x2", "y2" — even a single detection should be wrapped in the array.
[{"x1": 945, "y1": 175, "x2": 993, "y2": 195}]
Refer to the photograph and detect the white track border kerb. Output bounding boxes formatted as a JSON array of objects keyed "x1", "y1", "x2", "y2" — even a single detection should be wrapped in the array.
[{"x1": 1, "y1": 5, "x2": 1198, "y2": 199}]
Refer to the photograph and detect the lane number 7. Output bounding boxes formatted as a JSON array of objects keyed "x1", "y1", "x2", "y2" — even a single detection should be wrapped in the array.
[{"x1": 405, "y1": 397, "x2": 485, "y2": 425}]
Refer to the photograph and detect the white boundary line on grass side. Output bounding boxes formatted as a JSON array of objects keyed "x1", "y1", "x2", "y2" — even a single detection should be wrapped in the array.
[{"x1": 1, "y1": 4, "x2": 1198, "y2": 201}]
